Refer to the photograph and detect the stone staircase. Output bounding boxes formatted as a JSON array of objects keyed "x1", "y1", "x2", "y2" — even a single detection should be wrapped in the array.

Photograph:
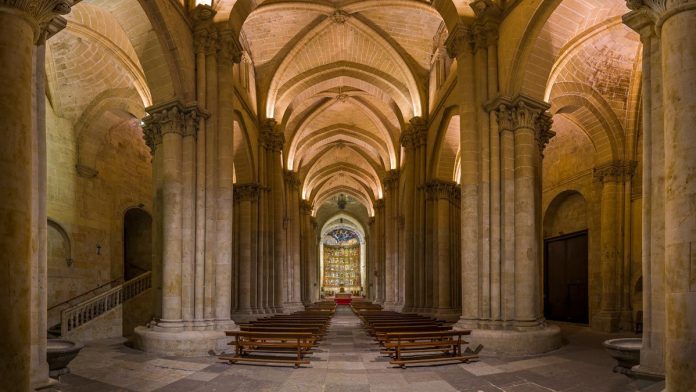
[{"x1": 48, "y1": 272, "x2": 152, "y2": 338}]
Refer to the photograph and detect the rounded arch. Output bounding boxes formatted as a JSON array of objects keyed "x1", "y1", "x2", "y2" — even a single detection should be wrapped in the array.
[
  {"x1": 430, "y1": 107, "x2": 460, "y2": 181},
  {"x1": 549, "y1": 85, "x2": 625, "y2": 163},
  {"x1": 506, "y1": 0, "x2": 629, "y2": 98},
  {"x1": 75, "y1": 90, "x2": 145, "y2": 172},
  {"x1": 228, "y1": 0, "x2": 461, "y2": 44},
  {"x1": 232, "y1": 112, "x2": 256, "y2": 183},
  {"x1": 543, "y1": 190, "x2": 588, "y2": 239}
]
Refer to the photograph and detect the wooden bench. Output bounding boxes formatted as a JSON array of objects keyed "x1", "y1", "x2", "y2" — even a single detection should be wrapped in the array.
[
  {"x1": 381, "y1": 330, "x2": 477, "y2": 368},
  {"x1": 220, "y1": 331, "x2": 316, "y2": 368}
]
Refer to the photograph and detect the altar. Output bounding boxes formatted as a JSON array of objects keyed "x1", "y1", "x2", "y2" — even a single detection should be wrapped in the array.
[{"x1": 334, "y1": 293, "x2": 352, "y2": 305}]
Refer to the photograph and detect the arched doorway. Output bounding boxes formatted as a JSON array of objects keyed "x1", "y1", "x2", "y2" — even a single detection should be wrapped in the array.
[
  {"x1": 543, "y1": 191, "x2": 589, "y2": 324},
  {"x1": 123, "y1": 208, "x2": 152, "y2": 281}
]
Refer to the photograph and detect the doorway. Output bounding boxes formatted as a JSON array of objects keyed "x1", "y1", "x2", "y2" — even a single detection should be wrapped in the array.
[
  {"x1": 544, "y1": 230, "x2": 589, "y2": 324},
  {"x1": 123, "y1": 208, "x2": 152, "y2": 281}
]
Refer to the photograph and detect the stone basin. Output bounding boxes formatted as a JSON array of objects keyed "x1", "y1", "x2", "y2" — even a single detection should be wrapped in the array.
[
  {"x1": 603, "y1": 338, "x2": 641, "y2": 373},
  {"x1": 47, "y1": 339, "x2": 84, "y2": 378}
]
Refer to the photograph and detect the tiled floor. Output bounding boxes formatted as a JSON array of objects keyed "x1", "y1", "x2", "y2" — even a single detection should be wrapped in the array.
[{"x1": 49, "y1": 307, "x2": 664, "y2": 392}]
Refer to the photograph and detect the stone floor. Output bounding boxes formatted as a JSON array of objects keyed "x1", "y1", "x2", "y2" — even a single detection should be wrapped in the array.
[{"x1": 49, "y1": 307, "x2": 664, "y2": 392}]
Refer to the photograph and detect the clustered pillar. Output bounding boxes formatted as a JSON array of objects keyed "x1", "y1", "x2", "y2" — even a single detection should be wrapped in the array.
[
  {"x1": 444, "y1": 1, "x2": 561, "y2": 353},
  {"x1": 624, "y1": 1, "x2": 696, "y2": 388},
  {"x1": 400, "y1": 118, "x2": 427, "y2": 313},
  {"x1": 0, "y1": 2, "x2": 71, "y2": 390},
  {"x1": 135, "y1": 10, "x2": 242, "y2": 354},
  {"x1": 382, "y1": 170, "x2": 401, "y2": 310}
]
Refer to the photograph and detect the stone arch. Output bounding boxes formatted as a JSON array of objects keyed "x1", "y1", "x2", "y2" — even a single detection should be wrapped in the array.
[
  {"x1": 227, "y1": 0, "x2": 461, "y2": 44},
  {"x1": 549, "y1": 85, "x2": 625, "y2": 163},
  {"x1": 48, "y1": 218, "x2": 73, "y2": 266},
  {"x1": 265, "y1": 16, "x2": 422, "y2": 119},
  {"x1": 543, "y1": 190, "x2": 588, "y2": 239},
  {"x1": 232, "y1": 112, "x2": 256, "y2": 184},
  {"x1": 430, "y1": 107, "x2": 460, "y2": 181},
  {"x1": 75, "y1": 89, "x2": 145, "y2": 175},
  {"x1": 506, "y1": 0, "x2": 629, "y2": 98},
  {"x1": 47, "y1": 219, "x2": 74, "y2": 310}
]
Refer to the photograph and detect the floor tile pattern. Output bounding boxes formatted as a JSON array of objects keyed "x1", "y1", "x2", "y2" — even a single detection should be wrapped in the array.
[{"x1": 49, "y1": 307, "x2": 663, "y2": 391}]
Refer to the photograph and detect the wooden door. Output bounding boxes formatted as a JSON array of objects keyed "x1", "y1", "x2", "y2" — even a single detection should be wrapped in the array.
[{"x1": 544, "y1": 231, "x2": 589, "y2": 324}]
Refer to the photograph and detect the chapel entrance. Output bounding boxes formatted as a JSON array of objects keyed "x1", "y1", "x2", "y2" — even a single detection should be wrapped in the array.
[{"x1": 544, "y1": 231, "x2": 589, "y2": 324}]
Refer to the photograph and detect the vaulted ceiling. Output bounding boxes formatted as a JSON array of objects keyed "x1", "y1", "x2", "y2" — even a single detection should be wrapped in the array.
[{"x1": 237, "y1": 0, "x2": 447, "y2": 218}]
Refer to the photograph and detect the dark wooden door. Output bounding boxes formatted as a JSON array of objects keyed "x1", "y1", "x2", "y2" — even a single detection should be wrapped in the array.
[{"x1": 544, "y1": 231, "x2": 589, "y2": 324}]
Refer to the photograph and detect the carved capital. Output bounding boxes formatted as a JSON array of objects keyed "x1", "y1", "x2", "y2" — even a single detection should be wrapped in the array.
[
  {"x1": 0, "y1": 0, "x2": 73, "y2": 43},
  {"x1": 400, "y1": 117, "x2": 427, "y2": 149},
  {"x1": 488, "y1": 95, "x2": 555, "y2": 154},
  {"x1": 625, "y1": 0, "x2": 696, "y2": 30},
  {"x1": 284, "y1": 170, "x2": 301, "y2": 188},
  {"x1": 445, "y1": 23, "x2": 474, "y2": 59},
  {"x1": 218, "y1": 28, "x2": 242, "y2": 64},
  {"x1": 373, "y1": 198, "x2": 385, "y2": 210},
  {"x1": 300, "y1": 200, "x2": 313, "y2": 214},
  {"x1": 594, "y1": 160, "x2": 638, "y2": 183},
  {"x1": 383, "y1": 170, "x2": 400, "y2": 192},
  {"x1": 422, "y1": 180, "x2": 459, "y2": 201},
  {"x1": 234, "y1": 183, "x2": 261, "y2": 202},
  {"x1": 142, "y1": 101, "x2": 207, "y2": 154}
]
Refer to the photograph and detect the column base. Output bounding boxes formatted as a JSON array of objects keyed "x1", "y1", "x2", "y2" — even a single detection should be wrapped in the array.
[
  {"x1": 454, "y1": 321, "x2": 561, "y2": 356},
  {"x1": 382, "y1": 302, "x2": 402, "y2": 312},
  {"x1": 214, "y1": 319, "x2": 237, "y2": 332},
  {"x1": 283, "y1": 302, "x2": 305, "y2": 313},
  {"x1": 431, "y1": 308, "x2": 462, "y2": 323},
  {"x1": 133, "y1": 326, "x2": 235, "y2": 357},
  {"x1": 231, "y1": 310, "x2": 257, "y2": 323},
  {"x1": 592, "y1": 311, "x2": 621, "y2": 332}
]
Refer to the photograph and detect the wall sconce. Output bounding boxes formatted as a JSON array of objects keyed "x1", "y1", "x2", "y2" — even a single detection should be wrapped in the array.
[
  {"x1": 96, "y1": 244, "x2": 102, "y2": 255},
  {"x1": 195, "y1": 0, "x2": 214, "y2": 6},
  {"x1": 66, "y1": 258, "x2": 73, "y2": 267}
]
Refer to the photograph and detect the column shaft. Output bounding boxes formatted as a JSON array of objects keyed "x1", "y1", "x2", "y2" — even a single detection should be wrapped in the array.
[
  {"x1": 0, "y1": 10, "x2": 37, "y2": 391},
  {"x1": 513, "y1": 126, "x2": 538, "y2": 324},
  {"x1": 161, "y1": 131, "x2": 184, "y2": 325},
  {"x1": 661, "y1": 6, "x2": 696, "y2": 388}
]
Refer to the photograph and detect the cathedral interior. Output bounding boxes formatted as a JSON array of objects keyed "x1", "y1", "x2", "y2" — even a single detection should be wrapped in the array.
[{"x1": 0, "y1": 0, "x2": 694, "y2": 391}]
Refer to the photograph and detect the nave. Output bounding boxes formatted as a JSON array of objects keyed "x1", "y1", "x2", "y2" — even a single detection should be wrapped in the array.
[{"x1": 51, "y1": 305, "x2": 650, "y2": 392}]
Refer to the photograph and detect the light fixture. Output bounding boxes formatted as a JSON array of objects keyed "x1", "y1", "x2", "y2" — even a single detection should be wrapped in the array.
[{"x1": 195, "y1": 0, "x2": 214, "y2": 6}]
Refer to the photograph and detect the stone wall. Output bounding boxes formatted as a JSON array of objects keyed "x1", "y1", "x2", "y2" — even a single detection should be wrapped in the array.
[{"x1": 46, "y1": 99, "x2": 153, "y2": 309}]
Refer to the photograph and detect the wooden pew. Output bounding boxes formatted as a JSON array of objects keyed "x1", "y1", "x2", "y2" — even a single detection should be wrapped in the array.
[
  {"x1": 220, "y1": 331, "x2": 315, "y2": 368},
  {"x1": 380, "y1": 330, "x2": 478, "y2": 368}
]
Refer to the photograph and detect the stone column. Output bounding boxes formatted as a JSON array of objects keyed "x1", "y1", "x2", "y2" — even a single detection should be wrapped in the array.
[
  {"x1": 624, "y1": 8, "x2": 666, "y2": 377},
  {"x1": 424, "y1": 181, "x2": 461, "y2": 321},
  {"x1": 656, "y1": 1, "x2": 696, "y2": 388},
  {"x1": 593, "y1": 161, "x2": 635, "y2": 332},
  {"x1": 232, "y1": 184, "x2": 259, "y2": 321},
  {"x1": 446, "y1": 23, "x2": 480, "y2": 327},
  {"x1": 373, "y1": 199, "x2": 385, "y2": 304},
  {"x1": 310, "y1": 217, "x2": 320, "y2": 303},
  {"x1": 146, "y1": 104, "x2": 184, "y2": 330},
  {"x1": 399, "y1": 118, "x2": 427, "y2": 312},
  {"x1": 261, "y1": 120, "x2": 286, "y2": 313},
  {"x1": 284, "y1": 171, "x2": 303, "y2": 311},
  {"x1": 300, "y1": 200, "x2": 313, "y2": 305},
  {"x1": 213, "y1": 29, "x2": 241, "y2": 329},
  {"x1": 461, "y1": 95, "x2": 559, "y2": 355},
  {"x1": 0, "y1": 2, "x2": 70, "y2": 390},
  {"x1": 382, "y1": 170, "x2": 400, "y2": 309}
]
